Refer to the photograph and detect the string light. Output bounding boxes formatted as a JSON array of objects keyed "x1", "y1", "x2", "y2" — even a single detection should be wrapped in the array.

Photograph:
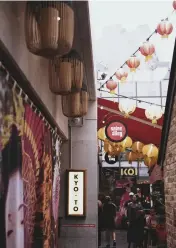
[{"x1": 97, "y1": 7, "x2": 174, "y2": 91}]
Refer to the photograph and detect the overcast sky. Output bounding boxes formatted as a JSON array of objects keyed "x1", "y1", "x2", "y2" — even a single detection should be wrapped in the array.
[{"x1": 89, "y1": 1, "x2": 176, "y2": 109}]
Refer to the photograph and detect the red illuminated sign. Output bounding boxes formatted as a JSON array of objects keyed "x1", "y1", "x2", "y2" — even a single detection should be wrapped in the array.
[{"x1": 105, "y1": 121, "x2": 127, "y2": 142}]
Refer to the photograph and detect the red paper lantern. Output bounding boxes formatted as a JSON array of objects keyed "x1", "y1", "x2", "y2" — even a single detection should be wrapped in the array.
[
  {"x1": 173, "y1": 0, "x2": 176, "y2": 10},
  {"x1": 126, "y1": 55, "x2": 140, "y2": 72},
  {"x1": 106, "y1": 80, "x2": 117, "y2": 94},
  {"x1": 157, "y1": 20, "x2": 173, "y2": 38},
  {"x1": 139, "y1": 41, "x2": 155, "y2": 62},
  {"x1": 115, "y1": 68, "x2": 128, "y2": 82}
]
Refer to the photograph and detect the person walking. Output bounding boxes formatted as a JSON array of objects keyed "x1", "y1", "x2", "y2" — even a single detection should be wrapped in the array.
[
  {"x1": 102, "y1": 196, "x2": 117, "y2": 248},
  {"x1": 127, "y1": 195, "x2": 145, "y2": 248}
]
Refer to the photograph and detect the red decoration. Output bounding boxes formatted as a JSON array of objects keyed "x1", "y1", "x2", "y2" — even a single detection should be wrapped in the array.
[
  {"x1": 173, "y1": 0, "x2": 176, "y2": 10},
  {"x1": 106, "y1": 80, "x2": 117, "y2": 94},
  {"x1": 126, "y1": 55, "x2": 140, "y2": 72},
  {"x1": 157, "y1": 20, "x2": 173, "y2": 38},
  {"x1": 139, "y1": 41, "x2": 155, "y2": 62},
  {"x1": 115, "y1": 68, "x2": 128, "y2": 82},
  {"x1": 105, "y1": 120, "x2": 127, "y2": 142}
]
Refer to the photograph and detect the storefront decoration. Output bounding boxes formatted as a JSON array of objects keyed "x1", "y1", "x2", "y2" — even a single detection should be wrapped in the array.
[
  {"x1": 126, "y1": 55, "x2": 140, "y2": 72},
  {"x1": 97, "y1": 127, "x2": 106, "y2": 141},
  {"x1": 115, "y1": 68, "x2": 128, "y2": 82},
  {"x1": 105, "y1": 120, "x2": 127, "y2": 143},
  {"x1": 132, "y1": 141, "x2": 144, "y2": 153},
  {"x1": 106, "y1": 80, "x2": 117, "y2": 94},
  {"x1": 156, "y1": 20, "x2": 173, "y2": 38},
  {"x1": 142, "y1": 144, "x2": 159, "y2": 158},
  {"x1": 66, "y1": 169, "x2": 86, "y2": 217},
  {"x1": 144, "y1": 156, "x2": 157, "y2": 167},
  {"x1": 49, "y1": 50, "x2": 83, "y2": 95},
  {"x1": 25, "y1": 1, "x2": 74, "y2": 57},
  {"x1": 139, "y1": 41, "x2": 155, "y2": 61},
  {"x1": 127, "y1": 151, "x2": 137, "y2": 164},
  {"x1": 121, "y1": 136, "x2": 132, "y2": 149},
  {"x1": 62, "y1": 84, "x2": 88, "y2": 117},
  {"x1": 119, "y1": 100, "x2": 136, "y2": 118},
  {"x1": 145, "y1": 105, "x2": 163, "y2": 124}
]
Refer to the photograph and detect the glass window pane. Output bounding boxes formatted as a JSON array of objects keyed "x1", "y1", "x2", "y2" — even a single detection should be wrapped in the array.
[
  {"x1": 119, "y1": 81, "x2": 136, "y2": 96},
  {"x1": 139, "y1": 167, "x2": 148, "y2": 177},
  {"x1": 137, "y1": 81, "x2": 160, "y2": 97},
  {"x1": 161, "y1": 97, "x2": 167, "y2": 107}
]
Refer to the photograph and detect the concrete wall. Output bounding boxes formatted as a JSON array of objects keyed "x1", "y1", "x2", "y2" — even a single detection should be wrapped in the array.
[
  {"x1": 59, "y1": 101, "x2": 98, "y2": 248},
  {"x1": 164, "y1": 95, "x2": 176, "y2": 248},
  {"x1": 0, "y1": 1, "x2": 68, "y2": 138}
]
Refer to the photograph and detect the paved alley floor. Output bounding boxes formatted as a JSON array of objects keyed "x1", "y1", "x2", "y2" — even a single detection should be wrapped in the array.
[{"x1": 100, "y1": 230, "x2": 127, "y2": 248}]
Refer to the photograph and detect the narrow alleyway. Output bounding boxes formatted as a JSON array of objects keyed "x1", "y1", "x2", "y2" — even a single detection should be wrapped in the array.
[{"x1": 101, "y1": 230, "x2": 127, "y2": 248}]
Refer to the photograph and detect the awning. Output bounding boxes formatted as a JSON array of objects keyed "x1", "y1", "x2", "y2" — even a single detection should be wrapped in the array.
[{"x1": 98, "y1": 98, "x2": 163, "y2": 146}]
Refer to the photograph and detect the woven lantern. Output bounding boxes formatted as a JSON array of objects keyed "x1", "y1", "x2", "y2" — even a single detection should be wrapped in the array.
[
  {"x1": 97, "y1": 127, "x2": 106, "y2": 141},
  {"x1": 132, "y1": 141, "x2": 144, "y2": 153},
  {"x1": 119, "y1": 100, "x2": 136, "y2": 118},
  {"x1": 49, "y1": 50, "x2": 83, "y2": 95},
  {"x1": 62, "y1": 84, "x2": 88, "y2": 117},
  {"x1": 25, "y1": 1, "x2": 74, "y2": 57},
  {"x1": 144, "y1": 156, "x2": 157, "y2": 168},
  {"x1": 145, "y1": 105, "x2": 163, "y2": 124},
  {"x1": 142, "y1": 144, "x2": 159, "y2": 158}
]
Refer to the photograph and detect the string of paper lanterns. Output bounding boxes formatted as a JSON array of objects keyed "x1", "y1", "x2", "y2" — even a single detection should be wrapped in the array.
[{"x1": 98, "y1": 0, "x2": 176, "y2": 91}]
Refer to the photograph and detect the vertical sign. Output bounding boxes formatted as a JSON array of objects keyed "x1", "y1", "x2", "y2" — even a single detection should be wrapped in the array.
[{"x1": 66, "y1": 170, "x2": 86, "y2": 217}]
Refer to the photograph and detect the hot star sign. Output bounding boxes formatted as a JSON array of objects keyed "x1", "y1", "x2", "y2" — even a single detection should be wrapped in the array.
[
  {"x1": 105, "y1": 120, "x2": 127, "y2": 142},
  {"x1": 66, "y1": 170, "x2": 86, "y2": 217}
]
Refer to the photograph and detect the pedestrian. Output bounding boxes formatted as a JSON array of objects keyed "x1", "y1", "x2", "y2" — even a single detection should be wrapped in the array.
[
  {"x1": 127, "y1": 195, "x2": 145, "y2": 248},
  {"x1": 102, "y1": 196, "x2": 117, "y2": 248},
  {"x1": 98, "y1": 200, "x2": 103, "y2": 247}
]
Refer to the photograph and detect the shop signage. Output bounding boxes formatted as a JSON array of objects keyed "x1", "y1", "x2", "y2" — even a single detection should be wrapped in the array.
[
  {"x1": 66, "y1": 169, "x2": 86, "y2": 217},
  {"x1": 105, "y1": 120, "x2": 127, "y2": 142},
  {"x1": 120, "y1": 167, "x2": 138, "y2": 177}
]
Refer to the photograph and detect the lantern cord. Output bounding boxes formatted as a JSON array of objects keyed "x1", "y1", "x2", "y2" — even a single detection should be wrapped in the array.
[
  {"x1": 99, "y1": 89, "x2": 164, "y2": 107},
  {"x1": 97, "y1": 8, "x2": 174, "y2": 91}
]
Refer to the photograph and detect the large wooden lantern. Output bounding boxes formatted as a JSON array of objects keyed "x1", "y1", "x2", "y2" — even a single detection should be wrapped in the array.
[
  {"x1": 49, "y1": 50, "x2": 83, "y2": 95},
  {"x1": 25, "y1": 1, "x2": 74, "y2": 57},
  {"x1": 62, "y1": 84, "x2": 88, "y2": 117}
]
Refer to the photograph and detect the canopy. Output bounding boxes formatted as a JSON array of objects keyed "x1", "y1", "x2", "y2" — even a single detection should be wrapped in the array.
[{"x1": 98, "y1": 98, "x2": 163, "y2": 146}]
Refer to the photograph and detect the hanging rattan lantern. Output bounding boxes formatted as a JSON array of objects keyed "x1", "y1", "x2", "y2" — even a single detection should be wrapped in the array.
[
  {"x1": 25, "y1": 1, "x2": 74, "y2": 57},
  {"x1": 132, "y1": 141, "x2": 144, "y2": 153},
  {"x1": 142, "y1": 144, "x2": 159, "y2": 158},
  {"x1": 62, "y1": 83, "x2": 88, "y2": 117},
  {"x1": 97, "y1": 127, "x2": 106, "y2": 141},
  {"x1": 49, "y1": 50, "x2": 83, "y2": 95}
]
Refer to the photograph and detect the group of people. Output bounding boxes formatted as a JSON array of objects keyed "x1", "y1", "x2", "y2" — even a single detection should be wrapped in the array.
[{"x1": 98, "y1": 189, "x2": 153, "y2": 248}]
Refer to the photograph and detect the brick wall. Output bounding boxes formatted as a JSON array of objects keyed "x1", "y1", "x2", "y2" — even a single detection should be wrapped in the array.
[{"x1": 164, "y1": 95, "x2": 176, "y2": 248}]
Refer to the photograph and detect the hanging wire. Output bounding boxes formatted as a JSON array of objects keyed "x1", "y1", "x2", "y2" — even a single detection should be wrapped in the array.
[
  {"x1": 99, "y1": 89, "x2": 164, "y2": 107},
  {"x1": 0, "y1": 61, "x2": 62, "y2": 141},
  {"x1": 97, "y1": 8, "x2": 175, "y2": 91}
]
